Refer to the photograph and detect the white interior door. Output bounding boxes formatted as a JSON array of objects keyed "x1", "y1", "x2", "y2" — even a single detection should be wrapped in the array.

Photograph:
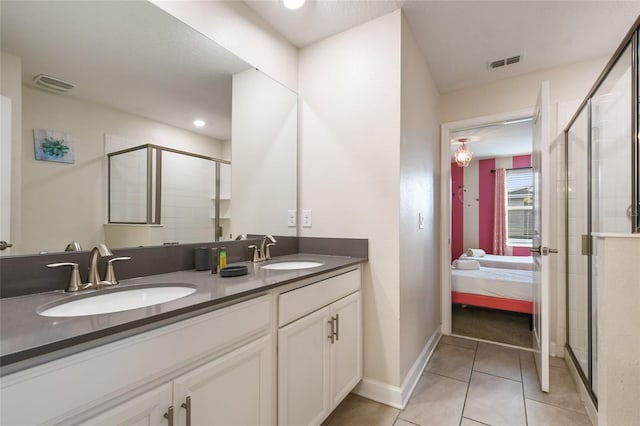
[
  {"x1": 0, "y1": 95, "x2": 12, "y2": 255},
  {"x1": 531, "y1": 81, "x2": 551, "y2": 392}
]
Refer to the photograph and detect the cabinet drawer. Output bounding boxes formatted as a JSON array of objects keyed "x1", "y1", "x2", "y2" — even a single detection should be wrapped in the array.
[{"x1": 279, "y1": 269, "x2": 360, "y2": 327}]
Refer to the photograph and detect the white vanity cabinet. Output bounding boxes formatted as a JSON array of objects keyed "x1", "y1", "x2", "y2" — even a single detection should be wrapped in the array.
[
  {"x1": 84, "y1": 383, "x2": 173, "y2": 426},
  {"x1": 0, "y1": 294, "x2": 274, "y2": 426},
  {"x1": 84, "y1": 335, "x2": 273, "y2": 426},
  {"x1": 277, "y1": 269, "x2": 362, "y2": 426}
]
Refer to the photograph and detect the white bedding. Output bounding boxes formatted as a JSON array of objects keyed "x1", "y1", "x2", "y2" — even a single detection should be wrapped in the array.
[
  {"x1": 459, "y1": 254, "x2": 533, "y2": 270},
  {"x1": 451, "y1": 266, "x2": 533, "y2": 301}
]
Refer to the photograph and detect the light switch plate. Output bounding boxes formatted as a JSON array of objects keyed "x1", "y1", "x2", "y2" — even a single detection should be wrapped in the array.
[
  {"x1": 418, "y1": 212, "x2": 425, "y2": 229},
  {"x1": 287, "y1": 210, "x2": 296, "y2": 227},
  {"x1": 302, "y1": 210, "x2": 312, "y2": 228}
]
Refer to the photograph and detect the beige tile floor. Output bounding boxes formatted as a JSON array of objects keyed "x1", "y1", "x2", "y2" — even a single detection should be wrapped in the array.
[{"x1": 322, "y1": 336, "x2": 591, "y2": 426}]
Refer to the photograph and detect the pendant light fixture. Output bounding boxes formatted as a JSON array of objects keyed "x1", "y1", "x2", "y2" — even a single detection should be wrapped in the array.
[{"x1": 452, "y1": 137, "x2": 476, "y2": 168}]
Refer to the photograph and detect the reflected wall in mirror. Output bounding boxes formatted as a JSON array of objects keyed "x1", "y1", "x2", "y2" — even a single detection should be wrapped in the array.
[{"x1": 0, "y1": 0, "x2": 297, "y2": 256}]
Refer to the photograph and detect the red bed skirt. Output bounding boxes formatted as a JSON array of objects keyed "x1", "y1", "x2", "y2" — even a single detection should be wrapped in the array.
[{"x1": 451, "y1": 291, "x2": 533, "y2": 314}]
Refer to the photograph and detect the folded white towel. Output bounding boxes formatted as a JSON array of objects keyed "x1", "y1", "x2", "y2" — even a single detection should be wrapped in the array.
[
  {"x1": 466, "y1": 248, "x2": 486, "y2": 257},
  {"x1": 453, "y1": 259, "x2": 481, "y2": 270}
]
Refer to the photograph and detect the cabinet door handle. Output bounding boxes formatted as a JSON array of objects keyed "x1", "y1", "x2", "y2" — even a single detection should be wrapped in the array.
[
  {"x1": 328, "y1": 318, "x2": 335, "y2": 344},
  {"x1": 334, "y1": 313, "x2": 339, "y2": 341},
  {"x1": 181, "y1": 396, "x2": 191, "y2": 426},
  {"x1": 163, "y1": 405, "x2": 174, "y2": 426}
]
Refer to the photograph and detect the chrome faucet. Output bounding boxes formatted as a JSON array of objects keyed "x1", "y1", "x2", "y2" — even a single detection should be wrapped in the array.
[
  {"x1": 87, "y1": 243, "x2": 113, "y2": 288},
  {"x1": 47, "y1": 243, "x2": 130, "y2": 292},
  {"x1": 249, "y1": 235, "x2": 277, "y2": 263}
]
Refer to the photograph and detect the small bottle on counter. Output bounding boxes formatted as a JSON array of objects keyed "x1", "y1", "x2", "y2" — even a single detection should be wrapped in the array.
[
  {"x1": 210, "y1": 248, "x2": 218, "y2": 274},
  {"x1": 219, "y1": 247, "x2": 227, "y2": 269}
]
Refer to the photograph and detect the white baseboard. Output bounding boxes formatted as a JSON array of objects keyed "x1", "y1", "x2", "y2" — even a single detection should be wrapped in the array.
[
  {"x1": 564, "y1": 347, "x2": 597, "y2": 425},
  {"x1": 353, "y1": 329, "x2": 441, "y2": 409}
]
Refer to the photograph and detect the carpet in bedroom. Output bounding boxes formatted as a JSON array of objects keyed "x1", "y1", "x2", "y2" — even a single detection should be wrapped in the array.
[{"x1": 451, "y1": 304, "x2": 533, "y2": 348}]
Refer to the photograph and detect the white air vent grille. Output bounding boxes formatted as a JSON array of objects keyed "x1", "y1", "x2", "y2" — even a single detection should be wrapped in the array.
[
  {"x1": 33, "y1": 74, "x2": 75, "y2": 92},
  {"x1": 488, "y1": 55, "x2": 522, "y2": 70}
]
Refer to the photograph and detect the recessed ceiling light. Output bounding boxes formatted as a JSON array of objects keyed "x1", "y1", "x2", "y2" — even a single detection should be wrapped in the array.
[
  {"x1": 193, "y1": 119, "x2": 206, "y2": 127},
  {"x1": 283, "y1": 0, "x2": 306, "y2": 10}
]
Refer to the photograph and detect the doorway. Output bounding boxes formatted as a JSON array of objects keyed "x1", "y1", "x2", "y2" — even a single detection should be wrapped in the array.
[{"x1": 441, "y1": 110, "x2": 536, "y2": 349}]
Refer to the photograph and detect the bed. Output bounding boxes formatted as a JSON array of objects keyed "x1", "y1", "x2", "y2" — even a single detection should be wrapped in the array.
[
  {"x1": 459, "y1": 253, "x2": 534, "y2": 271},
  {"x1": 451, "y1": 265, "x2": 533, "y2": 314}
]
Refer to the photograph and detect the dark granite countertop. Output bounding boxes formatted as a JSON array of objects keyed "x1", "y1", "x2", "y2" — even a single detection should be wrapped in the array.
[{"x1": 0, "y1": 253, "x2": 365, "y2": 375}]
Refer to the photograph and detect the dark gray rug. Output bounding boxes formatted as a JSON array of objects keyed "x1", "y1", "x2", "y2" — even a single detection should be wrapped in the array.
[{"x1": 452, "y1": 304, "x2": 533, "y2": 348}]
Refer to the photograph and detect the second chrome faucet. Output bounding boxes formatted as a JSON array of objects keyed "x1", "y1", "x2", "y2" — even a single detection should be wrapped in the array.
[{"x1": 248, "y1": 235, "x2": 277, "y2": 263}]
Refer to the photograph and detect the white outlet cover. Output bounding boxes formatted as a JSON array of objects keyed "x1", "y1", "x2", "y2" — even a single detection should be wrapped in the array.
[
  {"x1": 302, "y1": 210, "x2": 312, "y2": 227},
  {"x1": 287, "y1": 210, "x2": 296, "y2": 227},
  {"x1": 418, "y1": 212, "x2": 425, "y2": 229}
]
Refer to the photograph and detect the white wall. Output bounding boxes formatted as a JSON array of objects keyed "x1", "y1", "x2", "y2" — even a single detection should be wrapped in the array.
[
  {"x1": 231, "y1": 68, "x2": 297, "y2": 237},
  {"x1": 595, "y1": 235, "x2": 640, "y2": 426},
  {"x1": 0, "y1": 52, "x2": 22, "y2": 254},
  {"x1": 151, "y1": 0, "x2": 298, "y2": 91},
  {"x1": 21, "y1": 86, "x2": 225, "y2": 253},
  {"x1": 398, "y1": 14, "x2": 441, "y2": 382},
  {"x1": 441, "y1": 56, "x2": 609, "y2": 138},
  {"x1": 299, "y1": 11, "x2": 403, "y2": 386}
]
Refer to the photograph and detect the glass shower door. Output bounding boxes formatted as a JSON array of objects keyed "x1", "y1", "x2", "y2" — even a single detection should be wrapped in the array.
[{"x1": 566, "y1": 107, "x2": 589, "y2": 382}]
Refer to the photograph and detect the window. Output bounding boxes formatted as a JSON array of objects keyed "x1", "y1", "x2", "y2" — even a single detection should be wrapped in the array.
[{"x1": 506, "y1": 168, "x2": 534, "y2": 246}]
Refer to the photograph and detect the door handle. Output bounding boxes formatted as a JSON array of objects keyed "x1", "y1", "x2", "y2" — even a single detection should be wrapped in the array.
[
  {"x1": 530, "y1": 246, "x2": 558, "y2": 255},
  {"x1": 0, "y1": 241, "x2": 12, "y2": 251}
]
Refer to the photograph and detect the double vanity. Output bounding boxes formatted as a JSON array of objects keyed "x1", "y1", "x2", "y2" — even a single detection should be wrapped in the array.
[{"x1": 0, "y1": 248, "x2": 366, "y2": 425}]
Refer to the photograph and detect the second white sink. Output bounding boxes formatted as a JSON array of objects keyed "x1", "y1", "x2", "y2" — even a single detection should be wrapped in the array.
[
  {"x1": 39, "y1": 285, "x2": 197, "y2": 317},
  {"x1": 261, "y1": 261, "x2": 323, "y2": 271}
]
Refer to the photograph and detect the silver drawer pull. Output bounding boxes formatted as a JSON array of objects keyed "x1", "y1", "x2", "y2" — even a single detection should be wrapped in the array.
[
  {"x1": 181, "y1": 396, "x2": 191, "y2": 426},
  {"x1": 163, "y1": 406, "x2": 174, "y2": 426},
  {"x1": 328, "y1": 318, "x2": 335, "y2": 344}
]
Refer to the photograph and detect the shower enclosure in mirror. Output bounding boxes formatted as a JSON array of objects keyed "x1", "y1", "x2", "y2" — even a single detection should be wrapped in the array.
[
  {"x1": 107, "y1": 145, "x2": 231, "y2": 246},
  {"x1": 0, "y1": 0, "x2": 297, "y2": 256},
  {"x1": 564, "y1": 18, "x2": 640, "y2": 405}
]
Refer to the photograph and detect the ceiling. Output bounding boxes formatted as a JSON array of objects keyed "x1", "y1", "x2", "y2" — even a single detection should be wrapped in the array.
[
  {"x1": 1, "y1": 1, "x2": 251, "y2": 141},
  {"x1": 245, "y1": 0, "x2": 640, "y2": 93},
  {"x1": 450, "y1": 118, "x2": 533, "y2": 160}
]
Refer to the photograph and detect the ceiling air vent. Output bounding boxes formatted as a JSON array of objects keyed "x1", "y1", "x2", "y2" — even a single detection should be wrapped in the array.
[
  {"x1": 487, "y1": 54, "x2": 522, "y2": 70},
  {"x1": 506, "y1": 55, "x2": 521, "y2": 65},
  {"x1": 489, "y1": 59, "x2": 506, "y2": 69},
  {"x1": 33, "y1": 74, "x2": 75, "y2": 93}
]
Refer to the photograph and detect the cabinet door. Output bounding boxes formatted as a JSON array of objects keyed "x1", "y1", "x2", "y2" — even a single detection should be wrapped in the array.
[
  {"x1": 278, "y1": 305, "x2": 331, "y2": 426},
  {"x1": 82, "y1": 383, "x2": 172, "y2": 426},
  {"x1": 329, "y1": 291, "x2": 362, "y2": 408},
  {"x1": 172, "y1": 335, "x2": 273, "y2": 426}
]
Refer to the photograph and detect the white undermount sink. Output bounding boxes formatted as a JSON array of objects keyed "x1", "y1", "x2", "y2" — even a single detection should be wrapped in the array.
[
  {"x1": 261, "y1": 261, "x2": 323, "y2": 271},
  {"x1": 39, "y1": 285, "x2": 197, "y2": 317}
]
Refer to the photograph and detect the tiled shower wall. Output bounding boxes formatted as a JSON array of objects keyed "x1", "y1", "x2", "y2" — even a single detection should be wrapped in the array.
[
  {"x1": 109, "y1": 148, "x2": 147, "y2": 223},
  {"x1": 161, "y1": 151, "x2": 216, "y2": 244}
]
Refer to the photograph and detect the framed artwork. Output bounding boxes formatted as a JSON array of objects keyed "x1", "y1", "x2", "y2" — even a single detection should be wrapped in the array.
[{"x1": 33, "y1": 128, "x2": 75, "y2": 164}]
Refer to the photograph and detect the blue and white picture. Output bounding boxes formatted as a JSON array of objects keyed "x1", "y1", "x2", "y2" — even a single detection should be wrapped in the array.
[{"x1": 34, "y1": 128, "x2": 75, "y2": 164}]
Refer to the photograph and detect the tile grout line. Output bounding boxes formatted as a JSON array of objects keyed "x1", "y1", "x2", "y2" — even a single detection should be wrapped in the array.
[
  {"x1": 426, "y1": 370, "x2": 472, "y2": 385},
  {"x1": 520, "y1": 350, "x2": 530, "y2": 426},
  {"x1": 459, "y1": 341, "x2": 479, "y2": 426}
]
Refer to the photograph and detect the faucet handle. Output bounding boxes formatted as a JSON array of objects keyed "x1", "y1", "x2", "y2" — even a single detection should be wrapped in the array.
[
  {"x1": 248, "y1": 245, "x2": 261, "y2": 263},
  {"x1": 104, "y1": 256, "x2": 131, "y2": 286},
  {"x1": 47, "y1": 262, "x2": 83, "y2": 292},
  {"x1": 265, "y1": 243, "x2": 276, "y2": 261}
]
